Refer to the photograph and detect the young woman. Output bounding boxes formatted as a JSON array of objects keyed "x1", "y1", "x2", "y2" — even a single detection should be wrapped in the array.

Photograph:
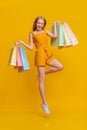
[{"x1": 16, "y1": 16, "x2": 63, "y2": 114}]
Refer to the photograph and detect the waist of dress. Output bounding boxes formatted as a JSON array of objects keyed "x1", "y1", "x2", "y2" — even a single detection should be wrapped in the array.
[{"x1": 35, "y1": 45, "x2": 49, "y2": 50}]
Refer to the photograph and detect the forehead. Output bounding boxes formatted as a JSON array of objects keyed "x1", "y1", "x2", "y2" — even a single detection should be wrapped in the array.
[{"x1": 37, "y1": 18, "x2": 44, "y2": 23}]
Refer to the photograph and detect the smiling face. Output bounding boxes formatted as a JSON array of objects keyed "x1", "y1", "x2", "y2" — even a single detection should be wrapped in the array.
[
  {"x1": 36, "y1": 18, "x2": 45, "y2": 31},
  {"x1": 33, "y1": 16, "x2": 46, "y2": 31}
]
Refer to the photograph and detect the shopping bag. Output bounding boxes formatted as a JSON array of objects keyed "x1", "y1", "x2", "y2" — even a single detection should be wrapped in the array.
[
  {"x1": 18, "y1": 46, "x2": 30, "y2": 72},
  {"x1": 63, "y1": 25, "x2": 72, "y2": 47},
  {"x1": 63, "y1": 22, "x2": 79, "y2": 46},
  {"x1": 51, "y1": 24, "x2": 65, "y2": 46},
  {"x1": 14, "y1": 46, "x2": 23, "y2": 69},
  {"x1": 9, "y1": 46, "x2": 16, "y2": 66}
]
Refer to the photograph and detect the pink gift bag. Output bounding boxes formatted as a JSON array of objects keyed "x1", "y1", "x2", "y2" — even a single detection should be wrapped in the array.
[
  {"x1": 14, "y1": 46, "x2": 23, "y2": 69},
  {"x1": 18, "y1": 46, "x2": 30, "y2": 72}
]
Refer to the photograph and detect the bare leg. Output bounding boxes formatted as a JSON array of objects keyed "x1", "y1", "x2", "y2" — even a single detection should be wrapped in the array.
[
  {"x1": 36, "y1": 59, "x2": 63, "y2": 79},
  {"x1": 37, "y1": 66, "x2": 51, "y2": 114},
  {"x1": 37, "y1": 66, "x2": 47, "y2": 105},
  {"x1": 45, "y1": 59, "x2": 63, "y2": 75}
]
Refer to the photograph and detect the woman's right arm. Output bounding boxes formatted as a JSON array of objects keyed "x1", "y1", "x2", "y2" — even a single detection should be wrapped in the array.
[{"x1": 16, "y1": 32, "x2": 34, "y2": 51}]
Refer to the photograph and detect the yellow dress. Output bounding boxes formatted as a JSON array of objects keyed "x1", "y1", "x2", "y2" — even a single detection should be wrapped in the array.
[{"x1": 32, "y1": 31, "x2": 55, "y2": 66}]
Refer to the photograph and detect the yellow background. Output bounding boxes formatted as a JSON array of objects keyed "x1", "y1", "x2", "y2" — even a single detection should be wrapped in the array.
[{"x1": 0, "y1": 0, "x2": 87, "y2": 129}]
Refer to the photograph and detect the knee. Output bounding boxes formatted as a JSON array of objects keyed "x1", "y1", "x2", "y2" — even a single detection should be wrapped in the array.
[
  {"x1": 57, "y1": 64, "x2": 63, "y2": 71},
  {"x1": 39, "y1": 75, "x2": 45, "y2": 81}
]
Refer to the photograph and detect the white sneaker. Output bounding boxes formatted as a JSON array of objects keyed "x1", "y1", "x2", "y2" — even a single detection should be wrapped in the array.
[{"x1": 41, "y1": 104, "x2": 50, "y2": 115}]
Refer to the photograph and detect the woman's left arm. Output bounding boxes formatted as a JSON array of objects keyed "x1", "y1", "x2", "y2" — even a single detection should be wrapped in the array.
[{"x1": 46, "y1": 20, "x2": 60, "y2": 38}]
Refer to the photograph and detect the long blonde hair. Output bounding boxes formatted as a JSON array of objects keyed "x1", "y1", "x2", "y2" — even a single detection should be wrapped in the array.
[{"x1": 33, "y1": 16, "x2": 46, "y2": 31}]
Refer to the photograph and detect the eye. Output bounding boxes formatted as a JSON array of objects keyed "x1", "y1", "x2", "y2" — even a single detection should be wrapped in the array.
[
  {"x1": 37, "y1": 22, "x2": 41, "y2": 25},
  {"x1": 41, "y1": 23, "x2": 44, "y2": 25}
]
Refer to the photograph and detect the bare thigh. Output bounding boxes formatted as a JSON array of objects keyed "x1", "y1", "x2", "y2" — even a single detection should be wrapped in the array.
[{"x1": 47, "y1": 58, "x2": 63, "y2": 70}]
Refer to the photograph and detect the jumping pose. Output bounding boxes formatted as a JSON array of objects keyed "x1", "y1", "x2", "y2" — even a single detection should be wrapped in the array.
[{"x1": 16, "y1": 16, "x2": 63, "y2": 114}]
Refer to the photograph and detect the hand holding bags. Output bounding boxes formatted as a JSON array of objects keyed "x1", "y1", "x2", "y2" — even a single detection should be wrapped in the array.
[
  {"x1": 51, "y1": 22, "x2": 79, "y2": 48},
  {"x1": 9, "y1": 45, "x2": 30, "y2": 72}
]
